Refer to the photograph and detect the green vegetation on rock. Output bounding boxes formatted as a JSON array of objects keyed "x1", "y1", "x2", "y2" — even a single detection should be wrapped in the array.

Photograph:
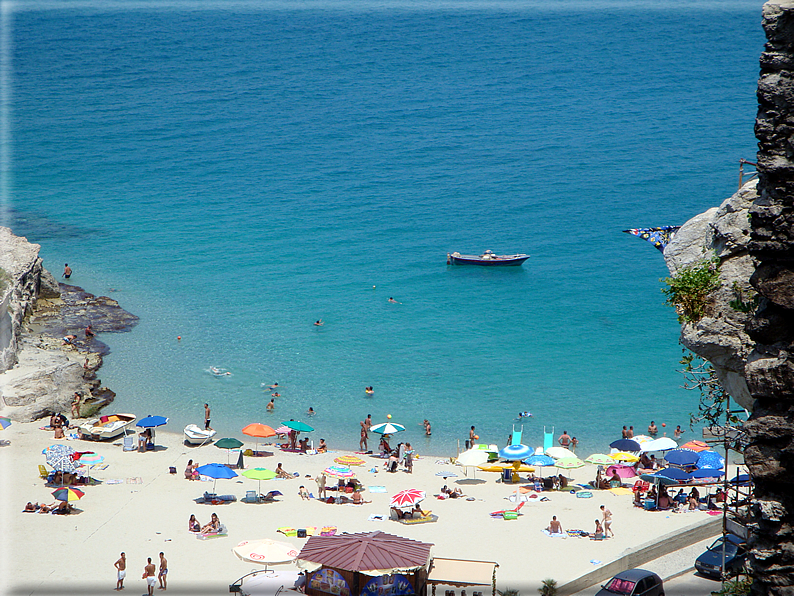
[{"x1": 661, "y1": 256, "x2": 721, "y2": 323}]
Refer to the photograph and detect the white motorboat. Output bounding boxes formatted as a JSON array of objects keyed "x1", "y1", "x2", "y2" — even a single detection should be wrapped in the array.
[
  {"x1": 184, "y1": 424, "x2": 216, "y2": 445},
  {"x1": 78, "y1": 413, "x2": 137, "y2": 441}
]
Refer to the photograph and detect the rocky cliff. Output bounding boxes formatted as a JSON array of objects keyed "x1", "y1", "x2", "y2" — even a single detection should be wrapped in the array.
[
  {"x1": 744, "y1": 2, "x2": 794, "y2": 593},
  {"x1": 0, "y1": 227, "x2": 138, "y2": 422}
]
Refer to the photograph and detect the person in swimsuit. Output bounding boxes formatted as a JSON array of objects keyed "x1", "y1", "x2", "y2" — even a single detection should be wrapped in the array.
[
  {"x1": 143, "y1": 557, "x2": 156, "y2": 596},
  {"x1": 114, "y1": 552, "x2": 126, "y2": 590},
  {"x1": 63, "y1": 263, "x2": 72, "y2": 279},
  {"x1": 204, "y1": 404, "x2": 211, "y2": 430},
  {"x1": 158, "y1": 552, "x2": 167, "y2": 590}
]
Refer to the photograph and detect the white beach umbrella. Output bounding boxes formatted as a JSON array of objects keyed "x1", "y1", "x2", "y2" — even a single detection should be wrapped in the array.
[
  {"x1": 456, "y1": 448, "x2": 489, "y2": 478},
  {"x1": 545, "y1": 446, "x2": 576, "y2": 460},
  {"x1": 233, "y1": 539, "x2": 300, "y2": 565}
]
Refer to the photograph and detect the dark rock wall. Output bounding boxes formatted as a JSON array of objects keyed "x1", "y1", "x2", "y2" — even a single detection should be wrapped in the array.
[{"x1": 746, "y1": 2, "x2": 794, "y2": 593}]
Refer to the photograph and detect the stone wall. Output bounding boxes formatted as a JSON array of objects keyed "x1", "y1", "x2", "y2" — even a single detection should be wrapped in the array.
[{"x1": 745, "y1": 2, "x2": 794, "y2": 593}]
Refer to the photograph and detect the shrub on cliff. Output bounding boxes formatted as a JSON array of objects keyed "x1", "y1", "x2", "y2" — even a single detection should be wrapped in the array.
[{"x1": 661, "y1": 256, "x2": 720, "y2": 323}]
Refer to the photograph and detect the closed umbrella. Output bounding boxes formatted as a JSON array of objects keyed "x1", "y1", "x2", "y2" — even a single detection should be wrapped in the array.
[
  {"x1": 242, "y1": 424, "x2": 277, "y2": 454},
  {"x1": 215, "y1": 437, "x2": 245, "y2": 464},
  {"x1": 242, "y1": 468, "x2": 277, "y2": 494},
  {"x1": 609, "y1": 439, "x2": 641, "y2": 452},
  {"x1": 369, "y1": 422, "x2": 405, "y2": 435},
  {"x1": 196, "y1": 462, "x2": 238, "y2": 493},
  {"x1": 233, "y1": 539, "x2": 301, "y2": 566}
]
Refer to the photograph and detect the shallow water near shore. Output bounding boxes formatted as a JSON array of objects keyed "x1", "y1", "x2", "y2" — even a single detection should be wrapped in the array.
[{"x1": 6, "y1": 0, "x2": 763, "y2": 455}]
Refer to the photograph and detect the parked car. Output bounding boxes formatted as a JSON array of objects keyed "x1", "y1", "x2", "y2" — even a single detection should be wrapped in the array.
[
  {"x1": 695, "y1": 534, "x2": 748, "y2": 579},
  {"x1": 595, "y1": 569, "x2": 664, "y2": 595}
]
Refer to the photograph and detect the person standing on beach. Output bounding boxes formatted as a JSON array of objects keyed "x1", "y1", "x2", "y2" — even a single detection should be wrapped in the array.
[
  {"x1": 63, "y1": 263, "x2": 72, "y2": 279},
  {"x1": 469, "y1": 426, "x2": 477, "y2": 449},
  {"x1": 158, "y1": 552, "x2": 168, "y2": 590},
  {"x1": 204, "y1": 404, "x2": 211, "y2": 430},
  {"x1": 315, "y1": 472, "x2": 327, "y2": 498},
  {"x1": 558, "y1": 430, "x2": 571, "y2": 448},
  {"x1": 143, "y1": 557, "x2": 156, "y2": 596},
  {"x1": 114, "y1": 552, "x2": 126, "y2": 590},
  {"x1": 359, "y1": 423, "x2": 368, "y2": 451},
  {"x1": 71, "y1": 392, "x2": 81, "y2": 419},
  {"x1": 364, "y1": 414, "x2": 372, "y2": 433},
  {"x1": 600, "y1": 505, "x2": 614, "y2": 537}
]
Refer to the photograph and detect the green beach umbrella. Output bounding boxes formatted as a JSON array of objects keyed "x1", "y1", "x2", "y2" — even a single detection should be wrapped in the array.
[
  {"x1": 281, "y1": 420, "x2": 314, "y2": 433},
  {"x1": 215, "y1": 437, "x2": 244, "y2": 464},
  {"x1": 555, "y1": 457, "x2": 585, "y2": 470},
  {"x1": 242, "y1": 467, "x2": 276, "y2": 493},
  {"x1": 585, "y1": 454, "x2": 615, "y2": 465}
]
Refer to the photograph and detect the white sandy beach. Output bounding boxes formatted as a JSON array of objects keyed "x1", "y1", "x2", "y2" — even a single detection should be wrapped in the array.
[{"x1": 1, "y1": 421, "x2": 725, "y2": 596}]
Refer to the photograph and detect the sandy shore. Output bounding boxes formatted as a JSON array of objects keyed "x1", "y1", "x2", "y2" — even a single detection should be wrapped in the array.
[{"x1": 1, "y1": 421, "x2": 725, "y2": 596}]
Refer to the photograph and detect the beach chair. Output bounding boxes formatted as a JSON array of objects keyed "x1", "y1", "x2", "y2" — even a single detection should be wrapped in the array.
[
  {"x1": 38, "y1": 465, "x2": 50, "y2": 480},
  {"x1": 122, "y1": 435, "x2": 136, "y2": 452},
  {"x1": 543, "y1": 426, "x2": 554, "y2": 453},
  {"x1": 511, "y1": 424, "x2": 523, "y2": 446},
  {"x1": 242, "y1": 490, "x2": 260, "y2": 504}
]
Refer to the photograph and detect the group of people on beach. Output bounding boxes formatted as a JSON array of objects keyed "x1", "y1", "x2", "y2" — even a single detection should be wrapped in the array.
[{"x1": 113, "y1": 551, "x2": 167, "y2": 593}]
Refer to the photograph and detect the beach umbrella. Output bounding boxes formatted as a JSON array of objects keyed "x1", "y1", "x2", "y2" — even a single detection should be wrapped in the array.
[
  {"x1": 632, "y1": 435, "x2": 654, "y2": 444},
  {"x1": 639, "y1": 437, "x2": 678, "y2": 452},
  {"x1": 729, "y1": 474, "x2": 751, "y2": 486},
  {"x1": 545, "y1": 446, "x2": 576, "y2": 460},
  {"x1": 242, "y1": 423, "x2": 276, "y2": 453},
  {"x1": 369, "y1": 422, "x2": 405, "y2": 435},
  {"x1": 436, "y1": 471, "x2": 458, "y2": 479},
  {"x1": 334, "y1": 455, "x2": 365, "y2": 466},
  {"x1": 664, "y1": 449, "x2": 699, "y2": 467},
  {"x1": 281, "y1": 420, "x2": 314, "y2": 433},
  {"x1": 390, "y1": 488, "x2": 425, "y2": 508},
  {"x1": 242, "y1": 468, "x2": 277, "y2": 493},
  {"x1": 52, "y1": 487, "x2": 85, "y2": 502},
  {"x1": 585, "y1": 454, "x2": 614, "y2": 465},
  {"x1": 323, "y1": 465, "x2": 355, "y2": 478},
  {"x1": 455, "y1": 448, "x2": 489, "y2": 478},
  {"x1": 525, "y1": 454, "x2": 555, "y2": 467},
  {"x1": 196, "y1": 462, "x2": 238, "y2": 493},
  {"x1": 689, "y1": 468, "x2": 724, "y2": 479},
  {"x1": 697, "y1": 451, "x2": 725, "y2": 469},
  {"x1": 45, "y1": 444, "x2": 78, "y2": 473},
  {"x1": 609, "y1": 452, "x2": 640, "y2": 463},
  {"x1": 0, "y1": 417, "x2": 11, "y2": 430},
  {"x1": 499, "y1": 444, "x2": 533, "y2": 460},
  {"x1": 233, "y1": 539, "x2": 301, "y2": 566},
  {"x1": 215, "y1": 437, "x2": 245, "y2": 464},
  {"x1": 136, "y1": 415, "x2": 168, "y2": 428},
  {"x1": 656, "y1": 467, "x2": 690, "y2": 481},
  {"x1": 680, "y1": 440, "x2": 711, "y2": 452},
  {"x1": 639, "y1": 472, "x2": 679, "y2": 487},
  {"x1": 555, "y1": 457, "x2": 585, "y2": 470},
  {"x1": 274, "y1": 425, "x2": 291, "y2": 436},
  {"x1": 609, "y1": 439, "x2": 641, "y2": 452},
  {"x1": 79, "y1": 453, "x2": 104, "y2": 466}
]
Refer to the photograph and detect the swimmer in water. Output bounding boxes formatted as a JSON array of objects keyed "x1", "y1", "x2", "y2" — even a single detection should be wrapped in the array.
[
  {"x1": 307, "y1": 407, "x2": 315, "y2": 416},
  {"x1": 211, "y1": 367, "x2": 231, "y2": 376},
  {"x1": 388, "y1": 297, "x2": 400, "y2": 304},
  {"x1": 314, "y1": 320, "x2": 323, "y2": 326},
  {"x1": 518, "y1": 411, "x2": 532, "y2": 419},
  {"x1": 269, "y1": 382, "x2": 279, "y2": 390},
  {"x1": 272, "y1": 392, "x2": 280, "y2": 398},
  {"x1": 365, "y1": 386, "x2": 373, "y2": 394}
]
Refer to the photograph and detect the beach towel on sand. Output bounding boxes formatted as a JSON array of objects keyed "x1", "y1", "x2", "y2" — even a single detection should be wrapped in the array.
[
  {"x1": 542, "y1": 530, "x2": 567, "y2": 538},
  {"x1": 368, "y1": 486, "x2": 387, "y2": 493}
]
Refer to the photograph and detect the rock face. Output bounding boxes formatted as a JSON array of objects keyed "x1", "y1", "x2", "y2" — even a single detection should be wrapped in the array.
[
  {"x1": 744, "y1": 2, "x2": 794, "y2": 593},
  {"x1": 0, "y1": 227, "x2": 137, "y2": 423},
  {"x1": 663, "y1": 181, "x2": 758, "y2": 411}
]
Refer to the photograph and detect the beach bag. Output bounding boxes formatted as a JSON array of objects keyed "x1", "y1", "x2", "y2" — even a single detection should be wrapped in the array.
[{"x1": 297, "y1": 528, "x2": 307, "y2": 538}]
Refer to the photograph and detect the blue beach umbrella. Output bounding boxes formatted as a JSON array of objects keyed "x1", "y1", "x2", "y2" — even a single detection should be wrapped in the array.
[
  {"x1": 498, "y1": 444, "x2": 533, "y2": 461},
  {"x1": 609, "y1": 439, "x2": 641, "y2": 452},
  {"x1": 664, "y1": 449, "x2": 699, "y2": 467},
  {"x1": 639, "y1": 473, "x2": 679, "y2": 487},
  {"x1": 196, "y1": 462, "x2": 238, "y2": 493},
  {"x1": 697, "y1": 451, "x2": 725, "y2": 470},
  {"x1": 689, "y1": 468, "x2": 724, "y2": 479},
  {"x1": 524, "y1": 454, "x2": 555, "y2": 467},
  {"x1": 136, "y1": 415, "x2": 168, "y2": 428},
  {"x1": 656, "y1": 467, "x2": 690, "y2": 481}
]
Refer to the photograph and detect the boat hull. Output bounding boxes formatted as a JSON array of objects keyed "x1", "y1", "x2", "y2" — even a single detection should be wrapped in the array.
[
  {"x1": 184, "y1": 424, "x2": 216, "y2": 444},
  {"x1": 449, "y1": 254, "x2": 529, "y2": 266},
  {"x1": 78, "y1": 414, "x2": 137, "y2": 440}
]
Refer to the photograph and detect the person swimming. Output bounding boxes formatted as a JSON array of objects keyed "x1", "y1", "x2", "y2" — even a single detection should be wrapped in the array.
[
  {"x1": 365, "y1": 386, "x2": 374, "y2": 394},
  {"x1": 314, "y1": 320, "x2": 323, "y2": 326},
  {"x1": 307, "y1": 407, "x2": 315, "y2": 416},
  {"x1": 210, "y1": 367, "x2": 232, "y2": 376},
  {"x1": 518, "y1": 411, "x2": 532, "y2": 419}
]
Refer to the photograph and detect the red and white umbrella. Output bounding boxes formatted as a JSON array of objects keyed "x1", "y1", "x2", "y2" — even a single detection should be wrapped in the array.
[
  {"x1": 233, "y1": 539, "x2": 300, "y2": 565},
  {"x1": 390, "y1": 489, "x2": 426, "y2": 508}
]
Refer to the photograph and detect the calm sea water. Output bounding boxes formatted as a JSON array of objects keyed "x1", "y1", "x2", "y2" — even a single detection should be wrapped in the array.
[{"x1": 5, "y1": 0, "x2": 763, "y2": 455}]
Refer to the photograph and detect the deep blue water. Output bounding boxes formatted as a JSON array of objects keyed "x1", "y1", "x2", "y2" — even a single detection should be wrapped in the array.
[{"x1": 5, "y1": 0, "x2": 764, "y2": 455}]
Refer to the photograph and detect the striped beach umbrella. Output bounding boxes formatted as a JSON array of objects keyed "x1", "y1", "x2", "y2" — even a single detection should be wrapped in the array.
[
  {"x1": 555, "y1": 457, "x2": 585, "y2": 470},
  {"x1": 79, "y1": 453, "x2": 104, "y2": 465},
  {"x1": 585, "y1": 454, "x2": 614, "y2": 465},
  {"x1": 323, "y1": 465, "x2": 355, "y2": 478},
  {"x1": 334, "y1": 455, "x2": 365, "y2": 466},
  {"x1": 52, "y1": 487, "x2": 85, "y2": 502},
  {"x1": 370, "y1": 422, "x2": 406, "y2": 435},
  {"x1": 0, "y1": 417, "x2": 11, "y2": 430},
  {"x1": 390, "y1": 488, "x2": 425, "y2": 508}
]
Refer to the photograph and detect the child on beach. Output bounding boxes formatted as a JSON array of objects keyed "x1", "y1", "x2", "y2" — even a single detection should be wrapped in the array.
[{"x1": 298, "y1": 486, "x2": 310, "y2": 500}]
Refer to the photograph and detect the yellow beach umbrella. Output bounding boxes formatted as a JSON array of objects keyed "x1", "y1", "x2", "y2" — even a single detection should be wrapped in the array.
[
  {"x1": 334, "y1": 455, "x2": 365, "y2": 466},
  {"x1": 610, "y1": 452, "x2": 639, "y2": 462}
]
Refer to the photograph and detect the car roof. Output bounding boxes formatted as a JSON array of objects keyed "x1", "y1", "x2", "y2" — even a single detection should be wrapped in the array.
[
  {"x1": 717, "y1": 534, "x2": 746, "y2": 546},
  {"x1": 612, "y1": 569, "x2": 659, "y2": 582}
]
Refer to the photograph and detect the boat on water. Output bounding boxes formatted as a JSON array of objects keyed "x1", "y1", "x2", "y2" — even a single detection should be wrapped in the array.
[
  {"x1": 184, "y1": 424, "x2": 217, "y2": 445},
  {"x1": 78, "y1": 413, "x2": 137, "y2": 441},
  {"x1": 447, "y1": 250, "x2": 529, "y2": 266}
]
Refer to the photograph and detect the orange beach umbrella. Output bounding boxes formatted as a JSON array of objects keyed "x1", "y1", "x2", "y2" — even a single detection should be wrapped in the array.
[{"x1": 242, "y1": 423, "x2": 277, "y2": 453}]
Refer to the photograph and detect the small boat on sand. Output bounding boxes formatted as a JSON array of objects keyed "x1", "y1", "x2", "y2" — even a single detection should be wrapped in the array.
[
  {"x1": 447, "y1": 250, "x2": 529, "y2": 266},
  {"x1": 184, "y1": 424, "x2": 217, "y2": 445},
  {"x1": 78, "y1": 413, "x2": 137, "y2": 441}
]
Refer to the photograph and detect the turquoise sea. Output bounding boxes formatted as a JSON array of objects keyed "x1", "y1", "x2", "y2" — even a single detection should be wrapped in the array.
[{"x1": 5, "y1": 0, "x2": 764, "y2": 455}]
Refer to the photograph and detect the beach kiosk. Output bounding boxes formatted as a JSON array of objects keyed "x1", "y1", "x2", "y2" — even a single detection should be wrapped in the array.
[
  {"x1": 297, "y1": 531, "x2": 433, "y2": 596},
  {"x1": 426, "y1": 558, "x2": 499, "y2": 596}
]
